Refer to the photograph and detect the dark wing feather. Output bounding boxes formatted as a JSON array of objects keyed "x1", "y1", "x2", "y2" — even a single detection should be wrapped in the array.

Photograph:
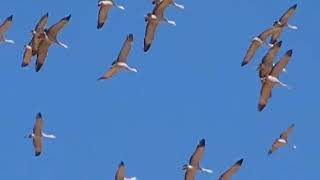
[
  {"x1": 115, "y1": 161, "x2": 125, "y2": 180},
  {"x1": 189, "y1": 139, "x2": 205, "y2": 166},
  {"x1": 117, "y1": 34, "x2": 133, "y2": 63},
  {"x1": 280, "y1": 124, "x2": 295, "y2": 140},
  {"x1": 47, "y1": 15, "x2": 71, "y2": 41},
  {"x1": 218, "y1": 159, "x2": 244, "y2": 180},
  {"x1": 279, "y1": 4, "x2": 297, "y2": 25},
  {"x1": 258, "y1": 81, "x2": 273, "y2": 111},
  {"x1": 0, "y1": 15, "x2": 13, "y2": 34},
  {"x1": 33, "y1": 136, "x2": 42, "y2": 156},
  {"x1": 97, "y1": 5, "x2": 110, "y2": 29},
  {"x1": 241, "y1": 40, "x2": 261, "y2": 66},
  {"x1": 144, "y1": 17, "x2": 159, "y2": 52},
  {"x1": 35, "y1": 13, "x2": 49, "y2": 33}
]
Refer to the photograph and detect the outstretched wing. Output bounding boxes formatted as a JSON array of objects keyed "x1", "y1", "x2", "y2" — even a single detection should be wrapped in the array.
[
  {"x1": 115, "y1": 161, "x2": 125, "y2": 180},
  {"x1": 47, "y1": 15, "x2": 71, "y2": 41},
  {"x1": 270, "y1": 49, "x2": 293, "y2": 78},
  {"x1": 280, "y1": 124, "x2": 295, "y2": 140},
  {"x1": 0, "y1": 15, "x2": 13, "y2": 35},
  {"x1": 117, "y1": 34, "x2": 133, "y2": 62},
  {"x1": 218, "y1": 159, "x2": 244, "y2": 180},
  {"x1": 35, "y1": 13, "x2": 49, "y2": 33},
  {"x1": 258, "y1": 81, "x2": 273, "y2": 112},
  {"x1": 279, "y1": 4, "x2": 297, "y2": 25}
]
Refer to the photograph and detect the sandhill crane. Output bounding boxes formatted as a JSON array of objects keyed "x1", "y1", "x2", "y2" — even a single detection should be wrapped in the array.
[
  {"x1": 22, "y1": 13, "x2": 49, "y2": 67},
  {"x1": 218, "y1": 159, "x2": 244, "y2": 180},
  {"x1": 268, "y1": 124, "x2": 295, "y2": 155},
  {"x1": 36, "y1": 14, "x2": 71, "y2": 72},
  {"x1": 97, "y1": 0, "x2": 125, "y2": 29},
  {"x1": 258, "y1": 41, "x2": 282, "y2": 81},
  {"x1": 0, "y1": 15, "x2": 14, "y2": 44},
  {"x1": 258, "y1": 49, "x2": 293, "y2": 111},
  {"x1": 270, "y1": 4, "x2": 298, "y2": 44},
  {"x1": 183, "y1": 139, "x2": 213, "y2": 180},
  {"x1": 115, "y1": 161, "x2": 137, "y2": 180},
  {"x1": 25, "y1": 112, "x2": 56, "y2": 156},
  {"x1": 144, "y1": 13, "x2": 160, "y2": 52},
  {"x1": 241, "y1": 26, "x2": 282, "y2": 67},
  {"x1": 98, "y1": 34, "x2": 137, "y2": 80},
  {"x1": 152, "y1": 0, "x2": 184, "y2": 9}
]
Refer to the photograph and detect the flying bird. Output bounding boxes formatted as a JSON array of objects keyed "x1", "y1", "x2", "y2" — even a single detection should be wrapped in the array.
[
  {"x1": 258, "y1": 41, "x2": 282, "y2": 80},
  {"x1": 152, "y1": 0, "x2": 184, "y2": 11},
  {"x1": 218, "y1": 159, "x2": 244, "y2": 180},
  {"x1": 115, "y1": 161, "x2": 137, "y2": 180},
  {"x1": 0, "y1": 15, "x2": 14, "y2": 44},
  {"x1": 97, "y1": 0, "x2": 125, "y2": 29},
  {"x1": 258, "y1": 49, "x2": 293, "y2": 111},
  {"x1": 268, "y1": 124, "x2": 295, "y2": 155},
  {"x1": 183, "y1": 139, "x2": 213, "y2": 180},
  {"x1": 25, "y1": 112, "x2": 56, "y2": 156},
  {"x1": 35, "y1": 14, "x2": 71, "y2": 72},
  {"x1": 144, "y1": 13, "x2": 161, "y2": 52},
  {"x1": 31, "y1": 13, "x2": 49, "y2": 56},
  {"x1": 270, "y1": 4, "x2": 298, "y2": 44},
  {"x1": 22, "y1": 13, "x2": 49, "y2": 67},
  {"x1": 98, "y1": 34, "x2": 137, "y2": 80},
  {"x1": 241, "y1": 26, "x2": 282, "y2": 67}
]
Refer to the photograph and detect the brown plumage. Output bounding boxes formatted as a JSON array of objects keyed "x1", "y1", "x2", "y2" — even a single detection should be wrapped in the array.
[
  {"x1": 33, "y1": 113, "x2": 43, "y2": 156},
  {"x1": 98, "y1": 34, "x2": 136, "y2": 80},
  {"x1": 242, "y1": 26, "x2": 281, "y2": 67},
  {"x1": 183, "y1": 139, "x2": 206, "y2": 180},
  {"x1": 258, "y1": 49, "x2": 293, "y2": 111},
  {"x1": 268, "y1": 124, "x2": 295, "y2": 155},
  {"x1": 218, "y1": 159, "x2": 244, "y2": 180},
  {"x1": 144, "y1": 13, "x2": 160, "y2": 52},
  {"x1": 258, "y1": 41, "x2": 282, "y2": 80}
]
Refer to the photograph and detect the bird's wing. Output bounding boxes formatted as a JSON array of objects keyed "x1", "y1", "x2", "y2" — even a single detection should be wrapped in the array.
[
  {"x1": 280, "y1": 124, "x2": 295, "y2": 140},
  {"x1": 259, "y1": 41, "x2": 282, "y2": 78},
  {"x1": 0, "y1": 15, "x2": 13, "y2": 35},
  {"x1": 115, "y1": 161, "x2": 125, "y2": 180},
  {"x1": 242, "y1": 40, "x2": 261, "y2": 66},
  {"x1": 47, "y1": 15, "x2": 71, "y2": 41},
  {"x1": 268, "y1": 139, "x2": 283, "y2": 155},
  {"x1": 258, "y1": 26, "x2": 277, "y2": 41},
  {"x1": 99, "y1": 65, "x2": 120, "y2": 80},
  {"x1": 33, "y1": 136, "x2": 42, "y2": 156},
  {"x1": 97, "y1": 5, "x2": 111, "y2": 29},
  {"x1": 117, "y1": 34, "x2": 133, "y2": 63},
  {"x1": 31, "y1": 33, "x2": 43, "y2": 56},
  {"x1": 279, "y1": 4, "x2": 297, "y2": 25},
  {"x1": 184, "y1": 170, "x2": 196, "y2": 180},
  {"x1": 189, "y1": 139, "x2": 205, "y2": 166},
  {"x1": 35, "y1": 13, "x2": 49, "y2": 33},
  {"x1": 144, "y1": 18, "x2": 159, "y2": 52},
  {"x1": 270, "y1": 49, "x2": 293, "y2": 78},
  {"x1": 258, "y1": 81, "x2": 273, "y2": 111},
  {"x1": 218, "y1": 159, "x2": 244, "y2": 180},
  {"x1": 270, "y1": 27, "x2": 284, "y2": 44},
  {"x1": 35, "y1": 39, "x2": 51, "y2": 72},
  {"x1": 22, "y1": 44, "x2": 33, "y2": 67},
  {"x1": 33, "y1": 113, "x2": 43, "y2": 137}
]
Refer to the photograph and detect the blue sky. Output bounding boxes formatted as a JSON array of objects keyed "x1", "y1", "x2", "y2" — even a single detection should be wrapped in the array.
[{"x1": 0, "y1": 0, "x2": 318, "y2": 179}]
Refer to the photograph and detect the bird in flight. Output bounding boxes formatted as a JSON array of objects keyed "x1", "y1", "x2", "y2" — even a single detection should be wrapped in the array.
[
  {"x1": 25, "y1": 112, "x2": 56, "y2": 156},
  {"x1": 218, "y1": 158, "x2": 244, "y2": 180},
  {"x1": 0, "y1": 15, "x2": 14, "y2": 44},
  {"x1": 97, "y1": 0, "x2": 125, "y2": 29},
  {"x1": 115, "y1": 161, "x2": 137, "y2": 180},
  {"x1": 268, "y1": 124, "x2": 295, "y2": 155},
  {"x1": 183, "y1": 139, "x2": 213, "y2": 180},
  {"x1": 98, "y1": 33, "x2": 137, "y2": 80}
]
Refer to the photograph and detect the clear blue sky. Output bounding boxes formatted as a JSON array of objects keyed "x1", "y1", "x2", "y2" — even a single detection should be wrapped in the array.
[{"x1": 0, "y1": 0, "x2": 318, "y2": 179}]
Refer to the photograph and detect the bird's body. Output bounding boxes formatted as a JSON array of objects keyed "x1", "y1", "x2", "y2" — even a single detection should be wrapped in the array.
[
  {"x1": 99, "y1": 34, "x2": 137, "y2": 80},
  {"x1": 258, "y1": 49, "x2": 293, "y2": 111},
  {"x1": 97, "y1": 0, "x2": 125, "y2": 29},
  {"x1": 242, "y1": 26, "x2": 282, "y2": 67},
  {"x1": 183, "y1": 139, "x2": 212, "y2": 180},
  {"x1": 35, "y1": 15, "x2": 71, "y2": 72},
  {"x1": 268, "y1": 124, "x2": 295, "y2": 155},
  {"x1": 259, "y1": 41, "x2": 282, "y2": 80},
  {"x1": 26, "y1": 113, "x2": 56, "y2": 156},
  {"x1": 0, "y1": 15, "x2": 14, "y2": 44}
]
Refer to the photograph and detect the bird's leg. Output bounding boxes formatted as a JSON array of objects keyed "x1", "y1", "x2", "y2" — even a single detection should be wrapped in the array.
[
  {"x1": 114, "y1": 3, "x2": 125, "y2": 10},
  {"x1": 172, "y1": 1, "x2": 185, "y2": 9},
  {"x1": 124, "y1": 177, "x2": 137, "y2": 180},
  {"x1": 42, "y1": 132, "x2": 56, "y2": 139},
  {"x1": 160, "y1": 16, "x2": 176, "y2": 26},
  {"x1": 200, "y1": 167, "x2": 213, "y2": 174},
  {"x1": 287, "y1": 23, "x2": 298, "y2": 30}
]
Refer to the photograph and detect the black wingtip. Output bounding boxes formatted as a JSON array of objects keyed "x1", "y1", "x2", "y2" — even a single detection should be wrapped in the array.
[
  {"x1": 258, "y1": 104, "x2": 265, "y2": 112},
  {"x1": 37, "y1": 112, "x2": 42, "y2": 118},
  {"x1": 237, "y1": 158, "x2": 244, "y2": 165},
  {"x1": 267, "y1": 150, "x2": 272, "y2": 156},
  {"x1": 64, "y1": 14, "x2": 71, "y2": 21},
  {"x1": 21, "y1": 62, "x2": 28, "y2": 67},
  {"x1": 241, "y1": 61, "x2": 247, "y2": 67},
  {"x1": 97, "y1": 23, "x2": 104, "y2": 29},
  {"x1": 291, "y1": 4, "x2": 298, "y2": 10},
  {"x1": 286, "y1": 49, "x2": 293, "y2": 56},
  {"x1": 199, "y1": 138, "x2": 205, "y2": 146},
  {"x1": 276, "y1": 41, "x2": 282, "y2": 47},
  {"x1": 35, "y1": 63, "x2": 43, "y2": 72},
  {"x1": 35, "y1": 151, "x2": 41, "y2": 156},
  {"x1": 144, "y1": 43, "x2": 151, "y2": 52},
  {"x1": 45, "y1": 12, "x2": 49, "y2": 17},
  {"x1": 128, "y1": 34, "x2": 134, "y2": 41},
  {"x1": 97, "y1": 76, "x2": 105, "y2": 81},
  {"x1": 7, "y1": 15, "x2": 13, "y2": 21},
  {"x1": 119, "y1": 161, "x2": 125, "y2": 166}
]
